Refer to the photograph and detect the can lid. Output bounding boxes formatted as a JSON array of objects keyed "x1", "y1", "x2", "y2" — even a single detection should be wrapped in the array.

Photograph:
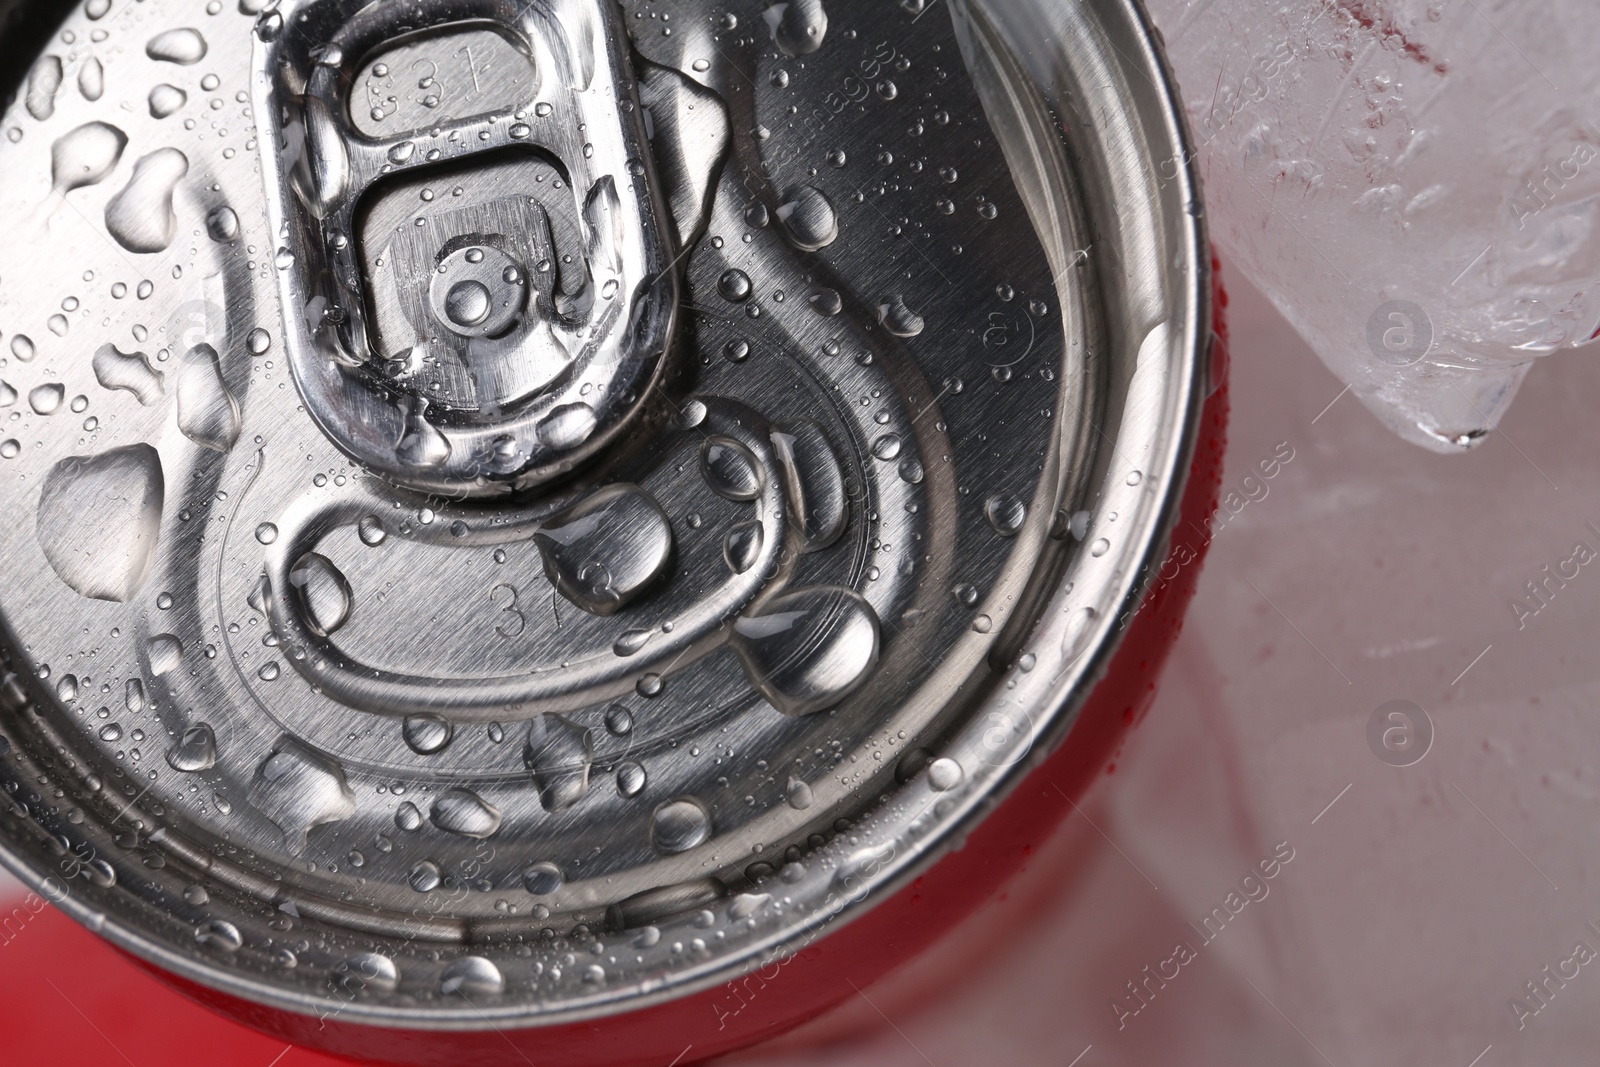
[{"x1": 0, "y1": 0, "x2": 1206, "y2": 1026}]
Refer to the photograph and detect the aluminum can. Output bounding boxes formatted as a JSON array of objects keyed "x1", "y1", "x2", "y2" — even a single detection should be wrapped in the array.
[{"x1": 0, "y1": 0, "x2": 1222, "y2": 1063}]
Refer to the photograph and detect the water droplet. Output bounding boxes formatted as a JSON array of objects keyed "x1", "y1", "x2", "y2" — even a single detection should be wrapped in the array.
[
  {"x1": 10, "y1": 335, "x2": 34, "y2": 362},
  {"x1": 357, "y1": 515, "x2": 387, "y2": 546},
  {"x1": 125, "y1": 678, "x2": 145, "y2": 713},
  {"x1": 617, "y1": 761, "x2": 647, "y2": 798},
  {"x1": 535, "y1": 485, "x2": 673, "y2": 616},
  {"x1": 775, "y1": 185, "x2": 839, "y2": 252},
  {"x1": 387, "y1": 140, "x2": 415, "y2": 164},
  {"x1": 701, "y1": 436, "x2": 764, "y2": 501},
  {"x1": 1061, "y1": 606, "x2": 1099, "y2": 662},
  {"x1": 723, "y1": 338, "x2": 751, "y2": 363},
  {"x1": 51, "y1": 122, "x2": 126, "y2": 192},
  {"x1": 723, "y1": 520, "x2": 764, "y2": 574},
  {"x1": 785, "y1": 777, "x2": 813, "y2": 810},
  {"x1": 971, "y1": 614, "x2": 993, "y2": 634},
  {"x1": 148, "y1": 84, "x2": 186, "y2": 119},
  {"x1": 204, "y1": 205, "x2": 239, "y2": 243},
  {"x1": 395, "y1": 801, "x2": 424, "y2": 832},
  {"x1": 167, "y1": 724, "x2": 217, "y2": 773},
  {"x1": 637, "y1": 673, "x2": 664, "y2": 698},
  {"x1": 396, "y1": 398, "x2": 450, "y2": 468},
  {"x1": 537, "y1": 402, "x2": 598, "y2": 450},
  {"x1": 98, "y1": 722, "x2": 122, "y2": 743},
  {"x1": 253, "y1": 737, "x2": 356, "y2": 851},
  {"x1": 75, "y1": 56, "x2": 104, "y2": 102},
  {"x1": 335, "y1": 953, "x2": 398, "y2": 994},
  {"x1": 523, "y1": 714, "x2": 593, "y2": 812},
  {"x1": 0, "y1": 440, "x2": 17, "y2": 459},
  {"x1": 522, "y1": 862, "x2": 563, "y2": 894},
  {"x1": 984, "y1": 492, "x2": 1026, "y2": 537},
  {"x1": 772, "y1": 421, "x2": 848, "y2": 551},
  {"x1": 763, "y1": 0, "x2": 828, "y2": 56},
  {"x1": 898, "y1": 458, "x2": 924, "y2": 484},
  {"x1": 808, "y1": 287, "x2": 843, "y2": 317},
  {"x1": 92, "y1": 344, "x2": 163, "y2": 405},
  {"x1": 25, "y1": 55, "x2": 62, "y2": 120},
  {"x1": 443, "y1": 279, "x2": 493, "y2": 327},
  {"x1": 257, "y1": 661, "x2": 280, "y2": 681},
  {"x1": 105, "y1": 148, "x2": 189, "y2": 253},
  {"x1": 1090, "y1": 537, "x2": 1110, "y2": 557},
  {"x1": 246, "y1": 327, "x2": 271, "y2": 354},
  {"x1": 604, "y1": 704, "x2": 633, "y2": 736},
  {"x1": 651, "y1": 796, "x2": 713, "y2": 854},
  {"x1": 928, "y1": 757, "x2": 963, "y2": 791},
  {"x1": 487, "y1": 722, "x2": 505, "y2": 743},
  {"x1": 146, "y1": 28, "x2": 207, "y2": 65},
  {"x1": 403, "y1": 714, "x2": 453, "y2": 755},
  {"x1": 878, "y1": 297, "x2": 925, "y2": 337},
  {"x1": 145, "y1": 633, "x2": 183, "y2": 676},
  {"x1": 37, "y1": 444, "x2": 163, "y2": 602},
  {"x1": 730, "y1": 586, "x2": 881, "y2": 716},
  {"x1": 614, "y1": 629, "x2": 652, "y2": 657},
  {"x1": 289, "y1": 552, "x2": 352, "y2": 636},
  {"x1": 1126, "y1": 470, "x2": 1143, "y2": 486},
  {"x1": 441, "y1": 957, "x2": 504, "y2": 998},
  {"x1": 870, "y1": 433, "x2": 902, "y2": 461},
  {"x1": 950, "y1": 582, "x2": 979, "y2": 608},
  {"x1": 255, "y1": 522, "x2": 277, "y2": 544},
  {"x1": 408, "y1": 859, "x2": 441, "y2": 891},
  {"x1": 430, "y1": 788, "x2": 501, "y2": 839},
  {"x1": 718, "y1": 268, "x2": 753, "y2": 303},
  {"x1": 195, "y1": 919, "x2": 241, "y2": 952},
  {"x1": 29, "y1": 383, "x2": 64, "y2": 415}
]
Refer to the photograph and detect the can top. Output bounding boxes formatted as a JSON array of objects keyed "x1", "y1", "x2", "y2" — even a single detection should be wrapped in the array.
[{"x1": 0, "y1": 0, "x2": 1206, "y2": 1027}]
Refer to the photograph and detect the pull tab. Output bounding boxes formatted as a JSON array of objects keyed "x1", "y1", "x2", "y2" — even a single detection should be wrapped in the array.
[{"x1": 254, "y1": 0, "x2": 677, "y2": 496}]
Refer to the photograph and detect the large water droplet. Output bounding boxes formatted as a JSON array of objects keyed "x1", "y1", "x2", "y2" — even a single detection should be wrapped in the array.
[
  {"x1": 10, "y1": 335, "x2": 34, "y2": 362},
  {"x1": 146, "y1": 28, "x2": 208, "y2": 65},
  {"x1": 394, "y1": 801, "x2": 424, "y2": 832},
  {"x1": 402, "y1": 714, "x2": 453, "y2": 755},
  {"x1": 617, "y1": 761, "x2": 647, "y2": 798},
  {"x1": 36, "y1": 444, "x2": 163, "y2": 602},
  {"x1": 878, "y1": 296, "x2": 925, "y2": 337},
  {"x1": 614, "y1": 629, "x2": 652, "y2": 657},
  {"x1": 148, "y1": 84, "x2": 186, "y2": 119},
  {"x1": 440, "y1": 957, "x2": 503, "y2": 998},
  {"x1": 396, "y1": 398, "x2": 450, "y2": 468},
  {"x1": 29, "y1": 383, "x2": 64, "y2": 415},
  {"x1": 194, "y1": 919, "x2": 241, "y2": 952},
  {"x1": 1061, "y1": 606, "x2": 1099, "y2": 662},
  {"x1": 175, "y1": 343, "x2": 239, "y2": 451},
  {"x1": 537, "y1": 401, "x2": 598, "y2": 450},
  {"x1": 251, "y1": 737, "x2": 356, "y2": 851},
  {"x1": 145, "y1": 633, "x2": 183, "y2": 676},
  {"x1": 78, "y1": 57, "x2": 104, "y2": 102},
  {"x1": 763, "y1": 0, "x2": 828, "y2": 56},
  {"x1": 430, "y1": 788, "x2": 501, "y2": 839},
  {"x1": 701, "y1": 436, "x2": 764, "y2": 501},
  {"x1": 984, "y1": 492, "x2": 1026, "y2": 537},
  {"x1": 535, "y1": 484, "x2": 673, "y2": 616},
  {"x1": 289, "y1": 552, "x2": 352, "y2": 636},
  {"x1": 772, "y1": 421, "x2": 848, "y2": 551},
  {"x1": 167, "y1": 723, "x2": 217, "y2": 773},
  {"x1": 776, "y1": 185, "x2": 839, "y2": 251},
  {"x1": 25, "y1": 55, "x2": 62, "y2": 121},
  {"x1": 522, "y1": 861, "x2": 563, "y2": 894},
  {"x1": 205, "y1": 205, "x2": 239, "y2": 242},
  {"x1": 125, "y1": 678, "x2": 146, "y2": 713},
  {"x1": 408, "y1": 859, "x2": 441, "y2": 890},
  {"x1": 93, "y1": 344, "x2": 164, "y2": 405},
  {"x1": 105, "y1": 148, "x2": 189, "y2": 253},
  {"x1": 730, "y1": 586, "x2": 881, "y2": 716},
  {"x1": 335, "y1": 953, "x2": 398, "y2": 994},
  {"x1": 718, "y1": 269, "x2": 753, "y2": 302},
  {"x1": 651, "y1": 796, "x2": 713, "y2": 854},
  {"x1": 51, "y1": 122, "x2": 126, "y2": 192},
  {"x1": 523, "y1": 714, "x2": 593, "y2": 812},
  {"x1": 723, "y1": 520, "x2": 764, "y2": 574},
  {"x1": 786, "y1": 777, "x2": 813, "y2": 809}
]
